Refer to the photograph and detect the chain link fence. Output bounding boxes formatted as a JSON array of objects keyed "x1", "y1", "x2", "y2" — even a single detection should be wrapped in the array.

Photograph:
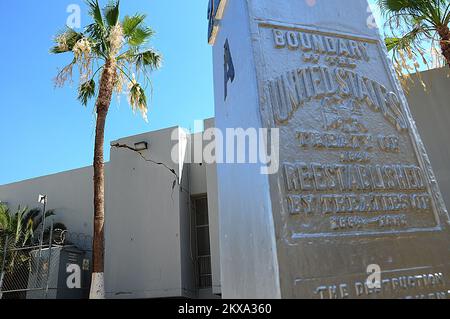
[{"x1": 0, "y1": 223, "x2": 92, "y2": 299}]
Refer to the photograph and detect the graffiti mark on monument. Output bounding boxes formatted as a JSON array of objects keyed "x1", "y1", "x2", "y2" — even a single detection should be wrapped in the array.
[{"x1": 224, "y1": 39, "x2": 235, "y2": 101}]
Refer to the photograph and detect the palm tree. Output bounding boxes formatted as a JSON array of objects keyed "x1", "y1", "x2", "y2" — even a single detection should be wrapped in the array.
[
  {"x1": 50, "y1": 0, "x2": 161, "y2": 298},
  {"x1": 0, "y1": 205, "x2": 55, "y2": 267},
  {"x1": 378, "y1": 0, "x2": 450, "y2": 72},
  {"x1": 0, "y1": 205, "x2": 34, "y2": 251}
]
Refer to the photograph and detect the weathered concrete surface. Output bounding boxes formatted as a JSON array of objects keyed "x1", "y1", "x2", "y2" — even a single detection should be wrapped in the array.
[
  {"x1": 0, "y1": 166, "x2": 97, "y2": 235},
  {"x1": 211, "y1": 0, "x2": 282, "y2": 299}
]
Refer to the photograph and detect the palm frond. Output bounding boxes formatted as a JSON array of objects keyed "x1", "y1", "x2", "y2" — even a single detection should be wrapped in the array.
[
  {"x1": 133, "y1": 49, "x2": 162, "y2": 70},
  {"x1": 22, "y1": 218, "x2": 34, "y2": 245},
  {"x1": 128, "y1": 26, "x2": 154, "y2": 47},
  {"x1": 122, "y1": 14, "x2": 146, "y2": 37},
  {"x1": 385, "y1": 26, "x2": 423, "y2": 52},
  {"x1": 22, "y1": 208, "x2": 40, "y2": 225},
  {"x1": 378, "y1": 0, "x2": 423, "y2": 13},
  {"x1": 385, "y1": 37, "x2": 402, "y2": 51},
  {"x1": 85, "y1": 23, "x2": 105, "y2": 42},
  {"x1": 85, "y1": 25, "x2": 107, "y2": 58},
  {"x1": 51, "y1": 28, "x2": 84, "y2": 54},
  {"x1": 14, "y1": 206, "x2": 28, "y2": 243},
  {"x1": 378, "y1": 0, "x2": 450, "y2": 78},
  {"x1": 85, "y1": 0, "x2": 107, "y2": 56},
  {"x1": 128, "y1": 81, "x2": 148, "y2": 121},
  {"x1": 0, "y1": 204, "x2": 10, "y2": 231},
  {"x1": 54, "y1": 58, "x2": 76, "y2": 88},
  {"x1": 78, "y1": 79, "x2": 97, "y2": 106},
  {"x1": 443, "y1": 1, "x2": 450, "y2": 25},
  {"x1": 104, "y1": 0, "x2": 120, "y2": 27},
  {"x1": 86, "y1": 0, "x2": 104, "y2": 27},
  {"x1": 379, "y1": 0, "x2": 446, "y2": 25}
]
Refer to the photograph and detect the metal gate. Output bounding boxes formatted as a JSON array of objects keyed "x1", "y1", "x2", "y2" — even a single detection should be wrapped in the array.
[{"x1": 0, "y1": 223, "x2": 55, "y2": 299}]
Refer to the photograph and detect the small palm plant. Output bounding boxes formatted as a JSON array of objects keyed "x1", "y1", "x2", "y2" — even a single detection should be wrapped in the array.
[
  {"x1": 378, "y1": 0, "x2": 450, "y2": 86},
  {"x1": 0, "y1": 205, "x2": 35, "y2": 250},
  {"x1": 50, "y1": 0, "x2": 161, "y2": 298},
  {"x1": 0, "y1": 205, "x2": 55, "y2": 270}
]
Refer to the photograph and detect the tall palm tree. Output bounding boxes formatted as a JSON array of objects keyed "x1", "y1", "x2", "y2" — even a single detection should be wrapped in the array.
[
  {"x1": 378, "y1": 0, "x2": 450, "y2": 71},
  {"x1": 50, "y1": 0, "x2": 161, "y2": 298}
]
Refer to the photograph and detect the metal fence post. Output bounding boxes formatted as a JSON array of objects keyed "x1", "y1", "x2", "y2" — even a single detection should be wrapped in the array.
[
  {"x1": 38, "y1": 198, "x2": 47, "y2": 258},
  {"x1": 0, "y1": 235, "x2": 9, "y2": 299},
  {"x1": 44, "y1": 222, "x2": 53, "y2": 299}
]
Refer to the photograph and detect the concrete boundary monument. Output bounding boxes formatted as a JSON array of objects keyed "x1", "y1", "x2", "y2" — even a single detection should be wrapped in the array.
[{"x1": 208, "y1": 0, "x2": 450, "y2": 299}]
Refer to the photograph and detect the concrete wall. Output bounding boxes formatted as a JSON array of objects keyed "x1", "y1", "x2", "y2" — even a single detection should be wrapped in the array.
[
  {"x1": 406, "y1": 68, "x2": 450, "y2": 210},
  {"x1": 189, "y1": 132, "x2": 208, "y2": 196},
  {"x1": 179, "y1": 163, "x2": 197, "y2": 298},
  {"x1": 179, "y1": 128, "x2": 197, "y2": 299},
  {"x1": 0, "y1": 165, "x2": 98, "y2": 236},
  {"x1": 105, "y1": 126, "x2": 195, "y2": 299},
  {"x1": 204, "y1": 118, "x2": 221, "y2": 295}
]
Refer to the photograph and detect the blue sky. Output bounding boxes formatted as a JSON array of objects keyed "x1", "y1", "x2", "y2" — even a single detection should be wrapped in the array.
[
  {"x1": 0, "y1": 0, "x2": 387, "y2": 185},
  {"x1": 0, "y1": 0, "x2": 214, "y2": 185}
]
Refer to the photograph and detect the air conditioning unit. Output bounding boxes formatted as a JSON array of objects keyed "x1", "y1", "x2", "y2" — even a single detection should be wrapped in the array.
[{"x1": 26, "y1": 246, "x2": 90, "y2": 299}]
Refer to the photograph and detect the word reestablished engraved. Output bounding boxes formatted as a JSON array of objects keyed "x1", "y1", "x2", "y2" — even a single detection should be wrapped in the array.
[{"x1": 284, "y1": 163, "x2": 426, "y2": 193}]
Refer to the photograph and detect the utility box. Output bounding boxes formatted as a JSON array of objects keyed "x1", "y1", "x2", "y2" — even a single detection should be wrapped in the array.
[{"x1": 26, "y1": 247, "x2": 89, "y2": 299}]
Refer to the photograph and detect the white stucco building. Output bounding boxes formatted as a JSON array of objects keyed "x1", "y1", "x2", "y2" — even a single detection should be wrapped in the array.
[{"x1": 0, "y1": 119, "x2": 221, "y2": 299}]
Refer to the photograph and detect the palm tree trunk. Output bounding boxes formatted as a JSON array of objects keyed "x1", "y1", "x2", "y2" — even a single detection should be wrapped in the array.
[
  {"x1": 438, "y1": 25, "x2": 450, "y2": 67},
  {"x1": 90, "y1": 59, "x2": 116, "y2": 299}
]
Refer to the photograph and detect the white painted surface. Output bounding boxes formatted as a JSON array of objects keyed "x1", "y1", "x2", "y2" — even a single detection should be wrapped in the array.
[
  {"x1": 211, "y1": 0, "x2": 281, "y2": 299},
  {"x1": 406, "y1": 68, "x2": 450, "y2": 210},
  {"x1": 89, "y1": 272, "x2": 105, "y2": 299},
  {"x1": 204, "y1": 118, "x2": 221, "y2": 295},
  {"x1": 105, "y1": 127, "x2": 195, "y2": 299},
  {"x1": 189, "y1": 132, "x2": 208, "y2": 196},
  {"x1": 0, "y1": 165, "x2": 97, "y2": 235}
]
